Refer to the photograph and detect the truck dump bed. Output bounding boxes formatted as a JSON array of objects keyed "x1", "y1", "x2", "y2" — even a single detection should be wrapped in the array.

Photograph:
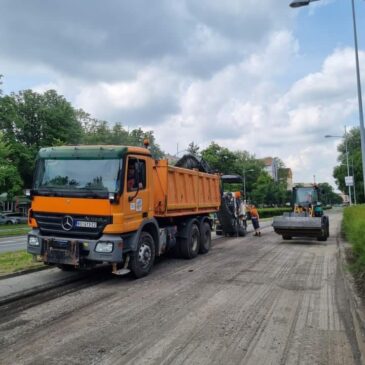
[{"x1": 153, "y1": 160, "x2": 220, "y2": 217}]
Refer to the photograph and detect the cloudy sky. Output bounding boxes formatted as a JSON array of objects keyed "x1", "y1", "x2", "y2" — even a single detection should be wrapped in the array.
[{"x1": 1, "y1": 0, "x2": 365, "y2": 188}]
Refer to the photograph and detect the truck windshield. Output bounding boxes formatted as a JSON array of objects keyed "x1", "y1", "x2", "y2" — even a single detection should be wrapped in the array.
[{"x1": 34, "y1": 159, "x2": 122, "y2": 196}]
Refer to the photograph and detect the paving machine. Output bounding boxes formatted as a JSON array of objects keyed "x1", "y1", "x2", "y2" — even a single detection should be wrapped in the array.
[
  {"x1": 272, "y1": 185, "x2": 329, "y2": 241},
  {"x1": 216, "y1": 175, "x2": 247, "y2": 237}
]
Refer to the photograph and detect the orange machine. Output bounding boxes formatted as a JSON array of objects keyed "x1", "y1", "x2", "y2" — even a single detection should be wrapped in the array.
[{"x1": 27, "y1": 145, "x2": 220, "y2": 277}]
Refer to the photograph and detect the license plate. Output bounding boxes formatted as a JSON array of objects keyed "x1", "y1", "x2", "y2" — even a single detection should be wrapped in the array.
[{"x1": 75, "y1": 221, "x2": 97, "y2": 228}]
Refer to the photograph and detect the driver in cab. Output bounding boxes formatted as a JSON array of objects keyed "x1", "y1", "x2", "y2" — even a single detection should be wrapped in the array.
[{"x1": 127, "y1": 164, "x2": 137, "y2": 191}]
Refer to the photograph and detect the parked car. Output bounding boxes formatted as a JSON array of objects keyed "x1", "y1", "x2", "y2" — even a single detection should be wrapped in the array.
[
  {"x1": 2, "y1": 212, "x2": 28, "y2": 224},
  {"x1": 0, "y1": 214, "x2": 21, "y2": 225}
]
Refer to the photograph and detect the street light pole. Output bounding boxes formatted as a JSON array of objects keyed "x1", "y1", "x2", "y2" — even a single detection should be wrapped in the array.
[
  {"x1": 242, "y1": 169, "x2": 254, "y2": 202},
  {"x1": 344, "y1": 126, "x2": 352, "y2": 205},
  {"x1": 290, "y1": 0, "x2": 365, "y2": 199},
  {"x1": 324, "y1": 130, "x2": 353, "y2": 205},
  {"x1": 351, "y1": 0, "x2": 365, "y2": 199},
  {"x1": 351, "y1": 155, "x2": 357, "y2": 204}
]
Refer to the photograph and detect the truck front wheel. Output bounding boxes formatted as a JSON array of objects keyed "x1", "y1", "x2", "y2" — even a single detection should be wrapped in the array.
[
  {"x1": 130, "y1": 232, "x2": 155, "y2": 278},
  {"x1": 180, "y1": 224, "x2": 200, "y2": 259}
]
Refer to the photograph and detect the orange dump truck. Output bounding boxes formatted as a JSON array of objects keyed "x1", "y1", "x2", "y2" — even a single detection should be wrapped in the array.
[{"x1": 27, "y1": 145, "x2": 220, "y2": 277}]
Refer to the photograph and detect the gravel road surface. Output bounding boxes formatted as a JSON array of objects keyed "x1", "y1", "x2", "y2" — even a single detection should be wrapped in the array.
[{"x1": 0, "y1": 210, "x2": 361, "y2": 365}]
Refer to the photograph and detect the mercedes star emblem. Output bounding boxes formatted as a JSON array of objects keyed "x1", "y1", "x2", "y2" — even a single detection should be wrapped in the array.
[{"x1": 62, "y1": 215, "x2": 73, "y2": 231}]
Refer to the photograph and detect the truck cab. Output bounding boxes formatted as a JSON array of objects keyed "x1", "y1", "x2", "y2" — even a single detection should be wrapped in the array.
[{"x1": 27, "y1": 146, "x2": 156, "y2": 272}]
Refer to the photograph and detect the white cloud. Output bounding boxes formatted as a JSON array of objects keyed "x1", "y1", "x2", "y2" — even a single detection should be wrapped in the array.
[{"x1": 2, "y1": 0, "x2": 364, "y2": 190}]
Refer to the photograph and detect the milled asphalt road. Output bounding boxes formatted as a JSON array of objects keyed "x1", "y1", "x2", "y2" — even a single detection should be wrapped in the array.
[
  {"x1": 0, "y1": 221, "x2": 273, "y2": 302},
  {"x1": 0, "y1": 210, "x2": 362, "y2": 365}
]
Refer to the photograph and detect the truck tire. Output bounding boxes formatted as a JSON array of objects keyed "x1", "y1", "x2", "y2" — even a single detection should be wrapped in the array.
[
  {"x1": 318, "y1": 217, "x2": 329, "y2": 241},
  {"x1": 238, "y1": 223, "x2": 246, "y2": 237},
  {"x1": 130, "y1": 231, "x2": 155, "y2": 278},
  {"x1": 180, "y1": 224, "x2": 200, "y2": 259},
  {"x1": 199, "y1": 222, "x2": 211, "y2": 254},
  {"x1": 57, "y1": 264, "x2": 77, "y2": 271}
]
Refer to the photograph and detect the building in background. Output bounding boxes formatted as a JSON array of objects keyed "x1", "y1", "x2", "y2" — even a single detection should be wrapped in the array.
[
  {"x1": 261, "y1": 157, "x2": 279, "y2": 181},
  {"x1": 163, "y1": 153, "x2": 179, "y2": 165},
  {"x1": 279, "y1": 168, "x2": 293, "y2": 190}
]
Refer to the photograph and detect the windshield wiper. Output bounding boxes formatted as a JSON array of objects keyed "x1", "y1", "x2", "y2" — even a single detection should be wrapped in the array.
[{"x1": 34, "y1": 188, "x2": 61, "y2": 197}]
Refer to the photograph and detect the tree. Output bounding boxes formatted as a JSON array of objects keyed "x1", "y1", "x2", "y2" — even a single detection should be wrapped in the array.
[
  {"x1": 0, "y1": 89, "x2": 83, "y2": 186},
  {"x1": 201, "y1": 142, "x2": 238, "y2": 174},
  {"x1": 0, "y1": 134, "x2": 22, "y2": 198},
  {"x1": 187, "y1": 141, "x2": 200, "y2": 156},
  {"x1": 128, "y1": 128, "x2": 164, "y2": 159},
  {"x1": 333, "y1": 127, "x2": 363, "y2": 203},
  {"x1": 318, "y1": 183, "x2": 342, "y2": 205},
  {"x1": 250, "y1": 172, "x2": 288, "y2": 206},
  {"x1": 81, "y1": 119, "x2": 164, "y2": 159}
]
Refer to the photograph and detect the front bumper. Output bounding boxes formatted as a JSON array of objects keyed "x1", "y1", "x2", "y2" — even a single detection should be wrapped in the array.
[{"x1": 27, "y1": 229, "x2": 124, "y2": 266}]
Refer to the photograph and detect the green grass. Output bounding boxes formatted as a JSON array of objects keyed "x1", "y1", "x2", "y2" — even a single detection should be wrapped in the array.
[
  {"x1": 342, "y1": 205, "x2": 365, "y2": 273},
  {"x1": 0, "y1": 223, "x2": 28, "y2": 230},
  {"x1": 0, "y1": 224, "x2": 29, "y2": 237},
  {"x1": 0, "y1": 224, "x2": 30, "y2": 237},
  {"x1": 0, "y1": 250, "x2": 44, "y2": 276}
]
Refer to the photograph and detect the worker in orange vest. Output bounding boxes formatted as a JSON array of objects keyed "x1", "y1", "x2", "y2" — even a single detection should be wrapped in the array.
[{"x1": 249, "y1": 205, "x2": 261, "y2": 237}]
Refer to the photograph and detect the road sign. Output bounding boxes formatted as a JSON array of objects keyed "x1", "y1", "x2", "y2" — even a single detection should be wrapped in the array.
[{"x1": 345, "y1": 176, "x2": 354, "y2": 186}]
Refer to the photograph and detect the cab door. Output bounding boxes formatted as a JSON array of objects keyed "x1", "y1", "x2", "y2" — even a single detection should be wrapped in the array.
[{"x1": 123, "y1": 155, "x2": 150, "y2": 232}]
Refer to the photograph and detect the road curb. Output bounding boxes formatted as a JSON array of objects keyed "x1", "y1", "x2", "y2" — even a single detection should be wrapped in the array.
[
  {"x1": 0, "y1": 265, "x2": 50, "y2": 281},
  {"x1": 0, "y1": 275, "x2": 82, "y2": 306},
  {"x1": 337, "y1": 233, "x2": 365, "y2": 361}
]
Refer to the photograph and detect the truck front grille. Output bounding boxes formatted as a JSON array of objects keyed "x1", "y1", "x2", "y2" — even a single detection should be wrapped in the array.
[{"x1": 34, "y1": 212, "x2": 112, "y2": 239}]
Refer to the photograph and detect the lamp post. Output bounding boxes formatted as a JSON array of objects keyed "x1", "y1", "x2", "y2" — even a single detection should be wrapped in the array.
[
  {"x1": 325, "y1": 127, "x2": 352, "y2": 205},
  {"x1": 290, "y1": 0, "x2": 365, "y2": 199},
  {"x1": 351, "y1": 155, "x2": 357, "y2": 204},
  {"x1": 242, "y1": 169, "x2": 254, "y2": 202}
]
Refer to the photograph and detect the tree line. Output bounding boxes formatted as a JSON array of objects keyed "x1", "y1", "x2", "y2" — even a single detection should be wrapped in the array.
[
  {"x1": 0, "y1": 76, "x2": 341, "y2": 206},
  {"x1": 187, "y1": 142, "x2": 341, "y2": 206},
  {"x1": 0, "y1": 83, "x2": 163, "y2": 197}
]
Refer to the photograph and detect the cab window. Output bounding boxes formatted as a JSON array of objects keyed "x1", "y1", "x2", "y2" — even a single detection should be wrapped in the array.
[{"x1": 126, "y1": 158, "x2": 146, "y2": 192}]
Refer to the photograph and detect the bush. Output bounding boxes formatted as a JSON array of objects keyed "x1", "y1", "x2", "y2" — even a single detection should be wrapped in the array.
[
  {"x1": 257, "y1": 207, "x2": 292, "y2": 219},
  {"x1": 343, "y1": 205, "x2": 365, "y2": 273}
]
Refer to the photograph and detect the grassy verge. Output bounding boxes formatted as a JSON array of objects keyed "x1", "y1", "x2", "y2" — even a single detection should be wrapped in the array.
[
  {"x1": 0, "y1": 223, "x2": 28, "y2": 230},
  {"x1": 342, "y1": 205, "x2": 365, "y2": 275},
  {"x1": 0, "y1": 224, "x2": 29, "y2": 237},
  {"x1": 0, "y1": 250, "x2": 44, "y2": 277}
]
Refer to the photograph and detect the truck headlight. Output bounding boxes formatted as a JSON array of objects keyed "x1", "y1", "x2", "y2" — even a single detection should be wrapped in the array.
[
  {"x1": 28, "y1": 235, "x2": 40, "y2": 246},
  {"x1": 95, "y1": 241, "x2": 114, "y2": 253}
]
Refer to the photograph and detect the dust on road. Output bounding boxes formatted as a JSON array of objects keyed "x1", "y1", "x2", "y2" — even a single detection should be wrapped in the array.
[{"x1": 0, "y1": 210, "x2": 361, "y2": 365}]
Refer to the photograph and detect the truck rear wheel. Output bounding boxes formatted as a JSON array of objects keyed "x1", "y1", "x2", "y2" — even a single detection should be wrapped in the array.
[
  {"x1": 180, "y1": 224, "x2": 200, "y2": 259},
  {"x1": 199, "y1": 222, "x2": 211, "y2": 254},
  {"x1": 57, "y1": 264, "x2": 77, "y2": 271},
  {"x1": 130, "y1": 231, "x2": 155, "y2": 278}
]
